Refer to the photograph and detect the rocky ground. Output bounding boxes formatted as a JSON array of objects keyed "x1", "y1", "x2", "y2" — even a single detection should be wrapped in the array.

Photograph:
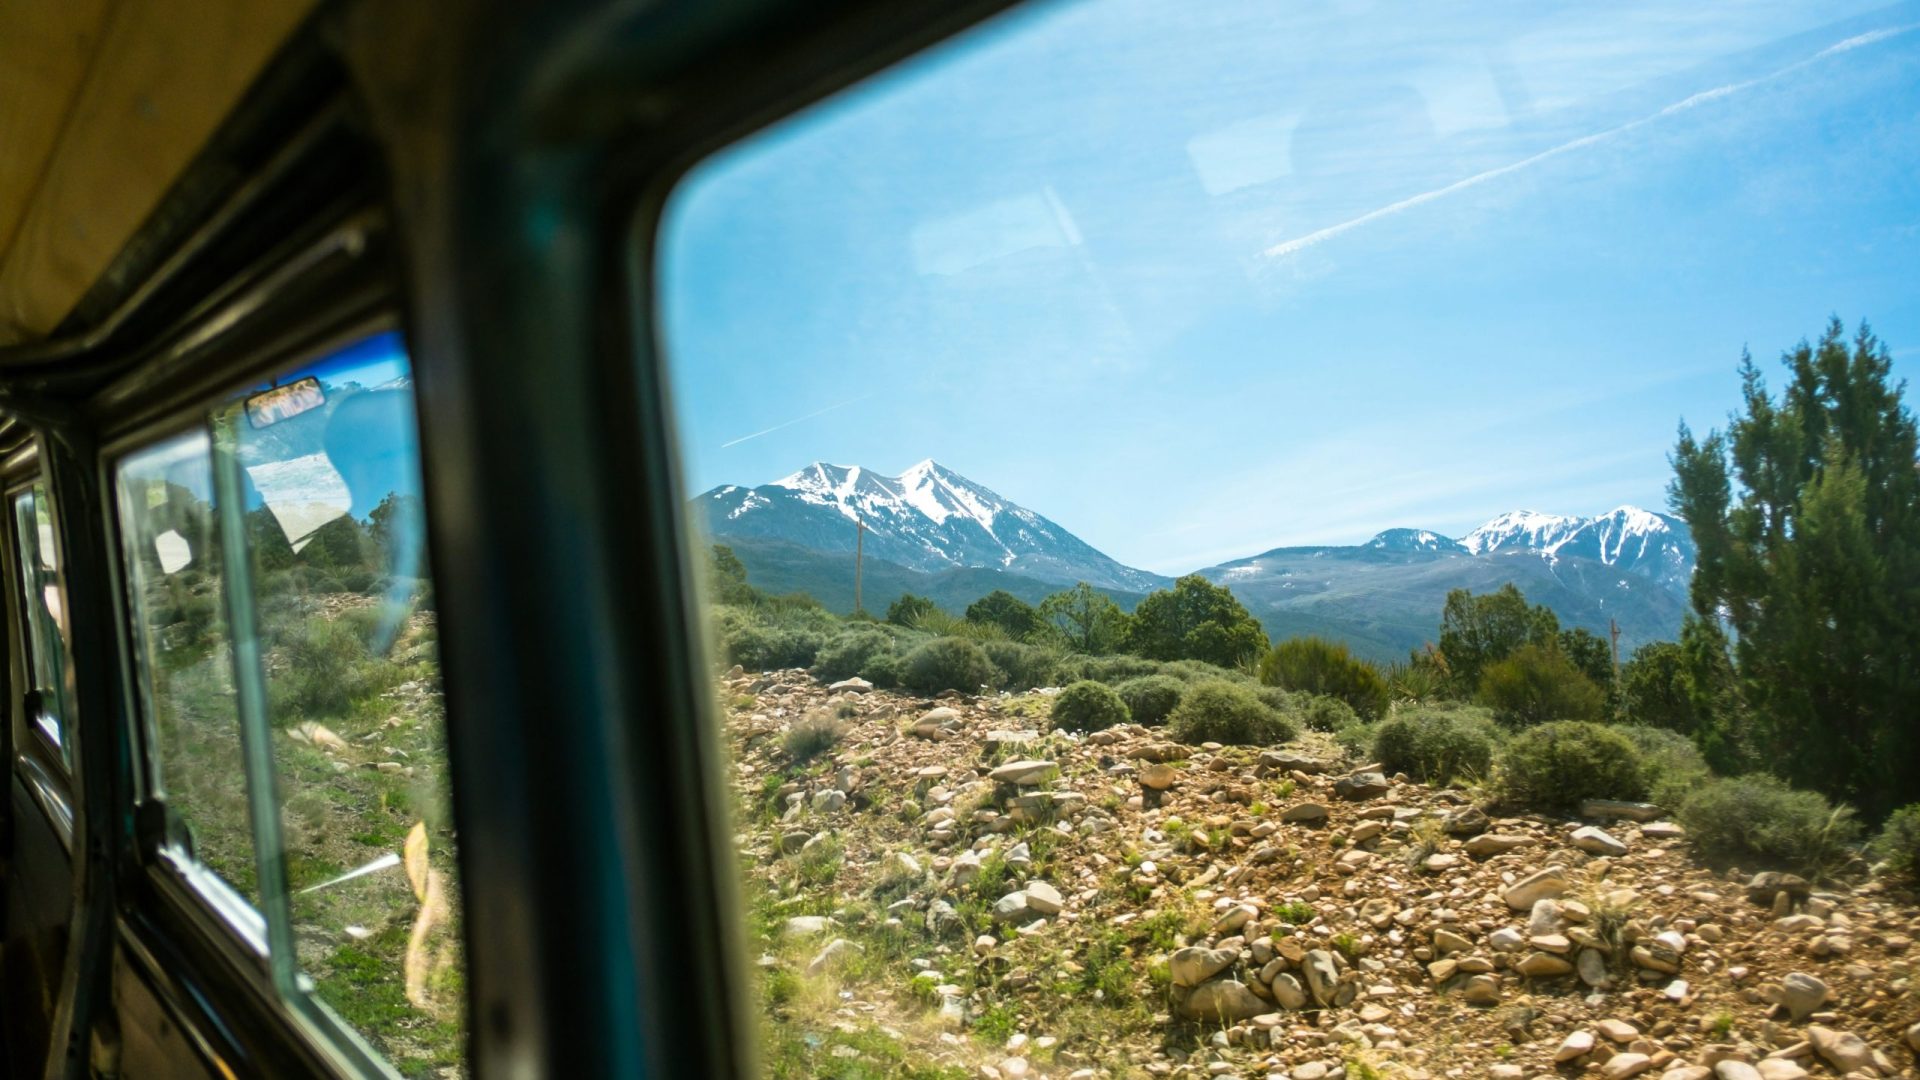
[{"x1": 724, "y1": 668, "x2": 1920, "y2": 1080}]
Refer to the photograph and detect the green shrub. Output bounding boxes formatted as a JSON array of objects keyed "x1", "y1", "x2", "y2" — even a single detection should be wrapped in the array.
[
  {"x1": 1617, "y1": 725, "x2": 1712, "y2": 808},
  {"x1": 1477, "y1": 643, "x2": 1606, "y2": 727},
  {"x1": 268, "y1": 616, "x2": 396, "y2": 719},
  {"x1": 1299, "y1": 694, "x2": 1359, "y2": 732},
  {"x1": 1050, "y1": 680, "x2": 1131, "y2": 733},
  {"x1": 1158, "y1": 659, "x2": 1245, "y2": 683},
  {"x1": 983, "y1": 639, "x2": 1069, "y2": 691},
  {"x1": 1115, "y1": 675, "x2": 1185, "y2": 727},
  {"x1": 1332, "y1": 719, "x2": 1378, "y2": 760},
  {"x1": 714, "y1": 607, "x2": 829, "y2": 671},
  {"x1": 1167, "y1": 680, "x2": 1297, "y2": 746},
  {"x1": 1259, "y1": 636, "x2": 1389, "y2": 720},
  {"x1": 900, "y1": 636, "x2": 1000, "y2": 695},
  {"x1": 1383, "y1": 657, "x2": 1447, "y2": 703},
  {"x1": 1678, "y1": 775, "x2": 1860, "y2": 877},
  {"x1": 1079, "y1": 655, "x2": 1170, "y2": 684},
  {"x1": 811, "y1": 627, "x2": 897, "y2": 681},
  {"x1": 1494, "y1": 721, "x2": 1646, "y2": 812},
  {"x1": 1255, "y1": 685, "x2": 1299, "y2": 715},
  {"x1": 1372, "y1": 704, "x2": 1497, "y2": 785},
  {"x1": 860, "y1": 650, "x2": 902, "y2": 688},
  {"x1": 1871, "y1": 804, "x2": 1920, "y2": 880}
]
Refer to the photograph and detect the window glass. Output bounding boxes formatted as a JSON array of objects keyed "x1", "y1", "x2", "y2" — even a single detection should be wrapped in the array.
[
  {"x1": 14, "y1": 482, "x2": 74, "y2": 760},
  {"x1": 118, "y1": 433, "x2": 256, "y2": 900},
  {"x1": 117, "y1": 331, "x2": 463, "y2": 1078},
  {"x1": 229, "y1": 331, "x2": 463, "y2": 1077},
  {"x1": 657, "y1": 1, "x2": 1919, "y2": 1077}
]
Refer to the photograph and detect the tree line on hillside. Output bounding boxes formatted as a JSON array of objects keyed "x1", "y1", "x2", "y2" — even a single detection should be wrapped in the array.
[{"x1": 706, "y1": 319, "x2": 1919, "y2": 878}]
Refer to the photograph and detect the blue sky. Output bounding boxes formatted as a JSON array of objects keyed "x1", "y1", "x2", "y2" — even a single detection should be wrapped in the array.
[{"x1": 658, "y1": 0, "x2": 1920, "y2": 574}]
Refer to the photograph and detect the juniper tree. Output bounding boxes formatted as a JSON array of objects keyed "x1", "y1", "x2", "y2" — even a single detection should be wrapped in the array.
[{"x1": 1669, "y1": 318, "x2": 1920, "y2": 818}]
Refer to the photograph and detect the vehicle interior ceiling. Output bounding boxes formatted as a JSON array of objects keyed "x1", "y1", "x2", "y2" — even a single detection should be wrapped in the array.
[
  {"x1": 7, "y1": 1, "x2": 1916, "y2": 1078},
  {"x1": 0, "y1": 0, "x2": 1016, "y2": 1075}
]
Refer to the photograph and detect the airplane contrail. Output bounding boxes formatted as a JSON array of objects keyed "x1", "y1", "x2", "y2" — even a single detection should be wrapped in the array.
[
  {"x1": 1262, "y1": 24, "x2": 1917, "y2": 261},
  {"x1": 721, "y1": 394, "x2": 872, "y2": 448}
]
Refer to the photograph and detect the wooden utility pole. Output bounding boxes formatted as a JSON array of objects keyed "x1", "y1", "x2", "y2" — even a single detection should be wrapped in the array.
[
  {"x1": 1609, "y1": 617, "x2": 1622, "y2": 687},
  {"x1": 853, "y1": 514, "x2": 866, "y2": 615}
]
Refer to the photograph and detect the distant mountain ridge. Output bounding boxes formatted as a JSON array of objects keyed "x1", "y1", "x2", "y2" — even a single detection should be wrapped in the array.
[
  {"x1": 692, "y1": 461, "x2": 1696, "y2": 662},
  {"x1": 692, "y1": 460, "x2": 1166, "y2": 594}
]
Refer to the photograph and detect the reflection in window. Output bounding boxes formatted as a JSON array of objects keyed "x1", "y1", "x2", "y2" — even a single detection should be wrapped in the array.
[
  {"x1": 232, "y1": 331, "x2": 463, "y2": 1077},
  {"x1": 118, "y1": 434, "x2": 254, "y2": 898},
  {"x1": 117, "y1": 331, "x2": 464, "y2": 1078},
  {"x1": 13, "y1": 484, "x2": 73, "y2": 761}
]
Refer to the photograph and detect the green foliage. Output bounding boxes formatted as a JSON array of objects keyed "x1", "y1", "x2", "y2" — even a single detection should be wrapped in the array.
[
  {"x1": 1383, "y1": 655, "x2": 1447, "y2": 703},
  {"x1": 785, "y1": 715, "x2": 846, "y2": 764},
  {"x1": 267, "y1": 615, "x2": 399, "y2": 720},
  {"x1": 1871, "y1": 804, "x2": 1920, "y2": 880},
  {"x1": 706, "y1": 544, "x2": 759, "y2": 605},
  {"x1": 1050, "y1": 680, "x2": 1131, "y2": 734},
  {"x1": 1670, "y1": 318, "x2": 1920, "y2": 818},
  {"x1": 1126, "y1": 575, "x2": 1270, "y2": 669},
  {"x1": 1677, "y1": 774, "x2": 1860, "y2": 878},
  {"x1": 1166, "y1": 679, "x2": 1296, "y2": 746},
  {"x1": 982, "y1": 639, "x2": 1069, "y2": 691},
  {"x1": 1619, "y1": 640, "x2": 1702, "y2": 733},
  {"x1": 1298, "y1": 694, "x2": 1359, "y2": 733},
  {"x1": 1371, "y1": 703, "x2": 1498, "y2": 785},
  {"x1": 1076, "y1": 654, "x2": 1170, "y2": 684},
  {"x1": 1616, "y1": 725, "x2": 1712, "y2": 809},
  {"x1": 1271, "y1": 900, "x2": 1314, "y2": 924},
  {"x1": 885, "y1": 593, "x2": 938, "y2": 627},
  {"x1": 794, "y1": 835, "x2": 845, "y2": 888},
  {"x1": 1072, "y1": 927, "x2": 1138, "y2": 1004},
  {"x1": 1557, "y1": 627, "x2": 1616, "y2": 689},
  {"x1": 1037, "y1": 582, "x2": 1132, "y2": 654},
  {"x1": 900, "y1": 636, "x2": 999, "y2": 694},
  {"x1": 716, "y1": 607, "x2": 828, "y2": 671},
  {"x1": 1259, "y1": 636, "x2": 1388, "y2": 719},
  {"x1": 965, "y1": 589, "x2": 1048, "y2": 640},
  {"x1": 860, "y1": 650, "x2": 903, "y2": 688},
  {"x1": 1437, "y1": 584, "x2": 1559, "y2": 692},
  {"x1": 1114, "y1": 675, "x2": 1185, "y2": 727},
  {"x1": 1475, "y1": 642, "x2": 1606, "y2": 728},
  {"x1": 812, "y1": 627, "x2": 899, "y2": 682},
  {"x1": 1493, "y1": 721, "x2": 1646, "y2": 812}
]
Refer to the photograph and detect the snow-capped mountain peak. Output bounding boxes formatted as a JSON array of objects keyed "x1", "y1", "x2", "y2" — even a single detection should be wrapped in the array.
[
  {"x1": 1459, "y1": 505, "x2": 1695, "y2": 587},
  {"x1": 1366, "y1": 528, "x2": 1466, "y2": 554},
  {"x1": 1461, "y1": 510, "x2": 1583, "y2": 555},
  {"x1": 695, "y1": 461, "x2": 1164, "y2": 593}
]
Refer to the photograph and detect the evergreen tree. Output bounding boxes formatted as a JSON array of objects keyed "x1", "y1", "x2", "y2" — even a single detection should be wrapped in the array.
[
  {"x1": 1557, "y1": 627, "x2": 1615, "y2": 690},
  {"x1": 1436, "y1": 584, "x2": 1559, "y2": 692},
  {"x1": 965, "y1": 589, "x2": 1046, "y2": 640},
  {"x1": 1618, "y1": 640, "x2": 1699, "y2": 734},
  {"x1": 1037, "y1": 582, "x2": 1131, "y2": 654},
  {"x1": 885, "y1": 593, "x2": 937, "y2": 627},
  {"x1": 1669, "y1": 318, "x2": 1920, "y2": 818},
  {"x1": 705, "y1": 544, "x2": 758, "y2": 605},
  {"x1": 1126, "y1": 575, "x2": 1269, "y2": 669}
]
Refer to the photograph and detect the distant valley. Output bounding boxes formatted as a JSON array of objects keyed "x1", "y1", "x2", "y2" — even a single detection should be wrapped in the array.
[{"x1": 689, "y1": 462, "x2": 1697, "y2": 663}]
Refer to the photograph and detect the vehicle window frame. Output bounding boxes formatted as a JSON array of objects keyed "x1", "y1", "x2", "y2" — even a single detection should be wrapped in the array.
[
  {"x1": 7, "y1": 470, "x2": 74, "y2": 764},
  {"x1": 3, "y1": 445, "x2": 79, "y2": 850},
  {"x1": 103, "y1": 313, "x2": 418, "y2": 1080}
]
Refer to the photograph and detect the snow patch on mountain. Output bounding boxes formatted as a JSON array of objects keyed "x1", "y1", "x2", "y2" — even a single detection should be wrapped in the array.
[{"x1": 1461, "y1": 510, "x2": 1584, "y2": 555}]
